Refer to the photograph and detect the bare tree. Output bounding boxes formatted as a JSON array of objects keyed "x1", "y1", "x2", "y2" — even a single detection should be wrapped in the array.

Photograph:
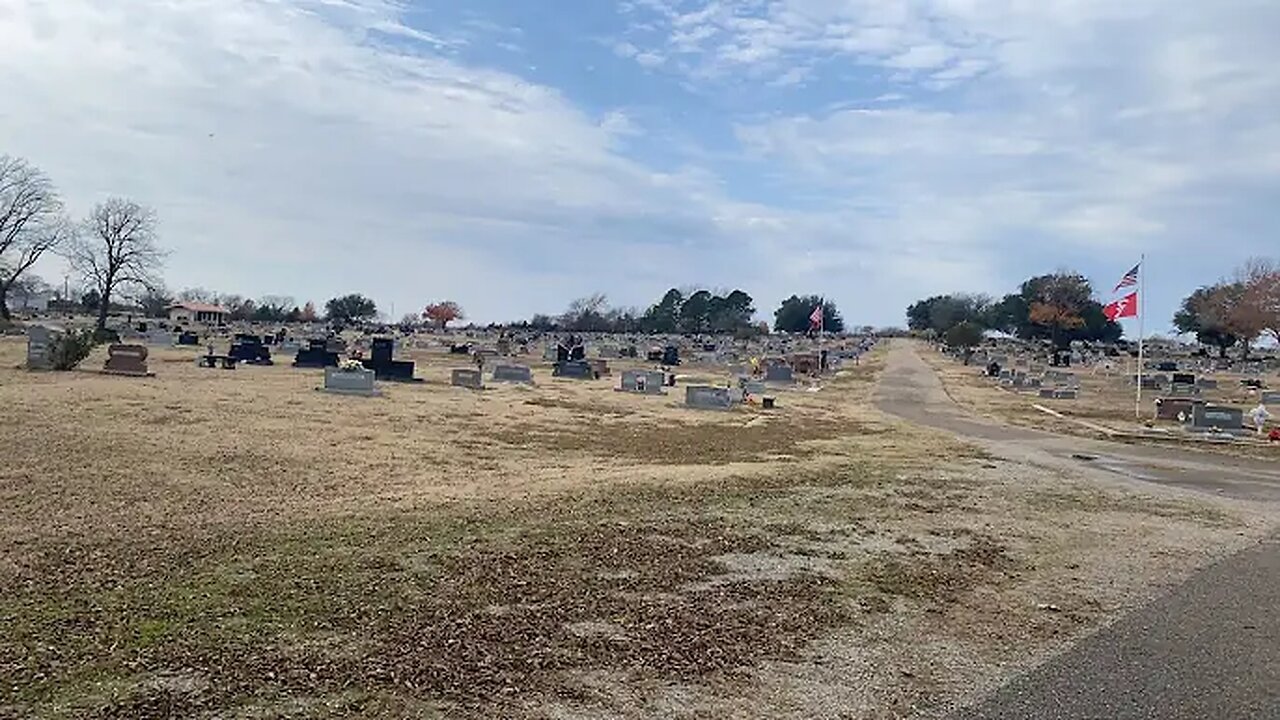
[
  {"x1": 0, "y1": 155, "x2": 70, "y2": 320},
  {"x1": 68, "y1": 198, "x2": 165, "y2": 333}
]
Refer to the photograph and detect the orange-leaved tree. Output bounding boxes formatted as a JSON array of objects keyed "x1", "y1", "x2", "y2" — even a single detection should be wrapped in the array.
[{"x1": 423, "y1": 300, "x2": 464, "y2": 329}]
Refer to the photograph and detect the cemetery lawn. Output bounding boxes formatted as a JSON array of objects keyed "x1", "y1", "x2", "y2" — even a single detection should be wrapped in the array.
[
  {"x1": 923, "y1": 346, "x2": 1280, "y2": 460},
  {"x1": 2, "y1": 338, "x2": 1273, "y2": 719}
]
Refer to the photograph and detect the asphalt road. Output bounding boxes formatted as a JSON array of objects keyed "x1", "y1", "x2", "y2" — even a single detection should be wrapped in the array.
[{"x1": 873, "y1": 341, "x2": 1280, "y2": 720}]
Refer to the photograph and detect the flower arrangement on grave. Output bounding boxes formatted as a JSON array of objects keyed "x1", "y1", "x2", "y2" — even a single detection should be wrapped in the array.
[{"x1": 338, "y1": 358, "x2": 365, "y2": 372}]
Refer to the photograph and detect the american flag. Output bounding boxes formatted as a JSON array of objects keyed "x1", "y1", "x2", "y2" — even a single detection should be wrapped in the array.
[
  {"x1": 809, "y1": 304, "x2": 824, "y2": 329},
  {"x1": 1113, "y1": 263, "x2": 1140, "y2": 293}
]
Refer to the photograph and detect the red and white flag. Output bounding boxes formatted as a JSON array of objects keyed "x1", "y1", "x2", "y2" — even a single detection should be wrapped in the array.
[
  {"x1": 809, "y1": 304, "x2": 824, "y2": 329},
  {"x1": 1113, "y1": 263, "x2": 1140, "y2": 293},
  {"x1": 1103, "y1": 291, "x2": 1138, "y2": 320}
]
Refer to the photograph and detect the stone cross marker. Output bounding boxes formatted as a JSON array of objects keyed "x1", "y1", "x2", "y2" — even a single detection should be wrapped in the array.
[
  {"x1": 322, "y1": 367, "x2": 380, "y2": 396},
  {"x1": 451, "y1": 368, "x2": 484, "y2": 389},
  {"x1": 102, "y1": 344, "x2": 152, "y2": 377}
]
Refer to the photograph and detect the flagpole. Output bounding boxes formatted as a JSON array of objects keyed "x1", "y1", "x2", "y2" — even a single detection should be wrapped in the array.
[{"x1": 1135, "y1": 254, "x2": 1145, "y2": 419}]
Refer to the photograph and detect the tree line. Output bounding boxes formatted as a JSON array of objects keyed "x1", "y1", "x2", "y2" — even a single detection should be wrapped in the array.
[
  {"x1": 520, "y1": 290, "x2": 844, "y2": 335},
  {"x1": 906, "y1": 272, "x2": 1123, "y2": 350},
  {"x1": 3, "y1": 153, "x2": 850, "y2": 336},
  {"x1": 908, "y1": 260, "x2": 1280, "y2": 359}
]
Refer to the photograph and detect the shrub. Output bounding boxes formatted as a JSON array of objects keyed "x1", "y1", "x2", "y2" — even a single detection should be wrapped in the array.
[{"x1": 50, "y1": 329, "x2": 97, "y2": 371}]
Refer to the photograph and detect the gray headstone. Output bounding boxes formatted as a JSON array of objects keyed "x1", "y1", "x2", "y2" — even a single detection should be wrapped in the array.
[
  {"x1": 620, "y1": 369, "x2": 665, "y2": 394},
  {"x1": 1190, "y1": 404, "x2": 1244, "y2": 430},
  {"x1": 685, "y1": 385, "x2": 733, "y2": 410},
  {"x1": 1261, "y1": 391, "x2": 1280, "y2": 406},
  {"x1": 765, "y1": 365, "x2": 793, "y2": 383},
  {"x1": 1196, "y1": 378, "x2": 1219, "y2": 390},
  {"x1": 323, "y1": 367, "x2": 379, "y2": 396},
  {"x1": 743, "y1": 380, "x2": 768, "y2": 396},
  {"x1": 26, "y1": 326, "x2": 60, "y2": 370},
  {"x1": 451, "y1": 368, "x2": 484, "y2": 389},
  {"x1": 1053, "y1": 389, "x2": 1078, "y2": 400},
  {"x1": 553, "y1": 361, "x2": 596, "y2": 379},
  {"x1": 491, "y1": 364, "x2": 534, "y2": 384}
]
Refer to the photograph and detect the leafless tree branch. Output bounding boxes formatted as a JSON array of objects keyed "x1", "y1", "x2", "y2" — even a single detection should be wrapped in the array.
[
  {"x1": 0, "y1": 155, "x2": 70, "y2": 319},
  {"x1": 68, "y1": 197, "x2": 167, "y2": 331}
]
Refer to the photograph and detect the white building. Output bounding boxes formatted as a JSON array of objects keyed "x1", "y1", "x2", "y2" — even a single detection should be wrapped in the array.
[
  {"x1": 9, "y1": 288, "x2": 52, "y2": 313},
  {"x1": 168, "y1": 302, "x2": 230, "y2": 326}
]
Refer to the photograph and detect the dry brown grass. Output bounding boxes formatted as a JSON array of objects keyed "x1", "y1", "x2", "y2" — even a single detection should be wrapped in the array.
[{"x1": 0, "y1": 337, "x2": 1271, "y2": 719}]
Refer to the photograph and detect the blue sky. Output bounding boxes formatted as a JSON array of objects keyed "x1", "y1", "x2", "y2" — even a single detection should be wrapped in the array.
[{"x1": 3, "y1": 0, "x2": 1278, "y2": 331}]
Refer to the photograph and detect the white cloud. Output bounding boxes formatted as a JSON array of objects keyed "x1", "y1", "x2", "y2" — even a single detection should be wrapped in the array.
[
  {"x1": 620, "y1": 0, "x2": 1280, "y2": 325},
  {"x1": 0, "y1": 0, "x2": 760, "y2": 320}
]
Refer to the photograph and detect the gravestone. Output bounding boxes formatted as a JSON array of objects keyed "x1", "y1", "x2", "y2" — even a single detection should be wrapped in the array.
[
  {"x1": 1155, "y1": 397, "x2": 1202, "y2": 421},
  {"x1": 451, "y1": 368, "x2": 484, "y2": 389},
  {"x1": 553, "y1": 361, "x2": 596, "y2": 379},
  {"x1": 492, "y1": 364, "x2": 534, "y2": 384},
  {"x1": 26, "y1": 326, "x2": 60, "y2": 370},
  {"x1": 294, "y1": 339, "x2": 340, "y2": 368},
  {"x1": 229, "y1": 334, "x2": 273, "y2": 365},
  {"x1": 1052, "y1": 389, "x2": 1078, "y2": 400},
  {"x1": 765, "y1": 365, "x2": 794, "y2": 383},
  {"x1": 361, "y1": 337, "x2": 417, "y2": 381},
  {"x1": 322, "y1": 367, "x2": 379, "y2": 396},
  {"x1": 743, "y1": 380, "x2": 768, "y2": 396},
  {"x1": 1172, "y1": 372, "x2": 1195, "y2": 386},
  {"x1": 685, "y1": 385, "x2": 733, "y2": 411},
  {"x1": 1196, "y1": 378, "x2": 1219, "y2": 390},
  {"x1": 146, "y1": 329, "x2": 173, "y2": 347},
  {"x1": 177, "y1": 331, "x2": 200, "y2": 346},
  {"x1": 619, "y1": 369, "x2": 665, "y2": 394},
  {"x1": 1190, "y1": 404, "x2": 1244, "y2": 431},
  {"x1": 1168, "y1": 383, "x2": 1198, "y2": 397},
  {"x1": 102, "y1": 344, "x2": 152, "y2": 377},
  {"x1": 1140, "y1": 375, "x2": 1166, "y2": 390},
  {"x1": 587, "y1": 358, "x2": 611, "y2": 377},
  {"x1": 1261, "y1": 391, "x2": 1280, "y2": 406}
]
